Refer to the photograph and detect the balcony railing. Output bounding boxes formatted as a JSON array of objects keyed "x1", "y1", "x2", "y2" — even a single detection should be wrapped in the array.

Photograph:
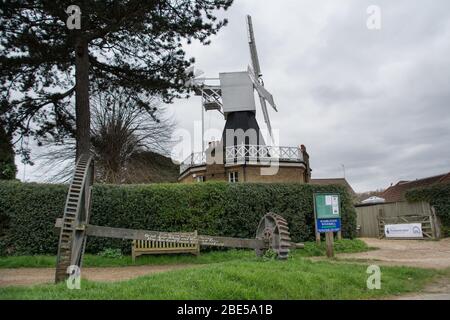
[
  {"x1": 179, "y1": 145, "x2": 304, "y2": 174},
  {"x1": 225, "y1": 145, "x2": 303, "y2": 164},
  {"x1": 179, "y1": 152, "x2": 206, "y2": 174}
]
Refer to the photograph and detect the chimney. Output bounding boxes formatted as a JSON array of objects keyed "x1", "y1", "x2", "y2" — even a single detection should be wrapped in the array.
[{"x1": 300, "y1": 144, "x2": 311, "y2": 183}]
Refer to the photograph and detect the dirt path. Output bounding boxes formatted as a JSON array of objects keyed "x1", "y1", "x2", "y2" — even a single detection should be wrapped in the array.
[
  {"x1": 337, "y1": 238, "x2": 450, "y2": 269},
  {"x1": 395, "y1": 277, "x2": 450, "y2": 300},
  {"x1": 2, "y1": 238, "x2": 450, "y2": 299},
  {"x1": 333, "y1": 238, "x2": 450, "y2": 300},
  {"x1": 0, "y1": 264, "x2": 194, "y2": 287}
]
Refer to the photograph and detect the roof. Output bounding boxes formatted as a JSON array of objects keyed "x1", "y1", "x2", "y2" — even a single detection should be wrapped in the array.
[
  {"x1": 310, "y1": 178, "x2": 356, "y2": 196},
  {"x1": 361, "y1": 196, "x2": 385, "y2": 204},
  {"x1": 381, "y1": 172, "x2": 450, "y2": 202}
]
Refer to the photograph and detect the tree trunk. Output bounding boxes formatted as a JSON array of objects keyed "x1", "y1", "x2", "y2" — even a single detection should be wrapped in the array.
[{"x1": 75, "y1": 37, "x2": 91, "y2": 159}]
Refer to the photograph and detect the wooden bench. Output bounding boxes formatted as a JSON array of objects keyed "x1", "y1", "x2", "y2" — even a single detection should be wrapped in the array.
[{"x1": 132, "y1": 231, "x2": 200, "y2": 262}]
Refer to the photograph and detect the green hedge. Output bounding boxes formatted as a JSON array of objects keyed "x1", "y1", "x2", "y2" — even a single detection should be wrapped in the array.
[
  {"x1": 0, "y1": 181, "x2": 356, "y2": 255},
  {"x1": 406, "y1": 182, "x2": 450, "y2": 237}
]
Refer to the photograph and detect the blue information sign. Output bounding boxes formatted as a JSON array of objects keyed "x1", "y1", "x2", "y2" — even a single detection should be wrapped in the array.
[{"x1": 317, "y1": 218, "x2": 341, "y2": 233}]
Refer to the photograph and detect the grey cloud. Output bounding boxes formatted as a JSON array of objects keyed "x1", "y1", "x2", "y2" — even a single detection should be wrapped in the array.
[{"x1": 172, "y1": 0, "x2": 450, "y2": 192}]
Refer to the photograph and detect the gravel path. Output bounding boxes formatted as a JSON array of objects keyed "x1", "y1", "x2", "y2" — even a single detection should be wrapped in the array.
[
  {"x1": 335, "y1": 238, "x2": 450, "y2": 300},
  {"x1": 0, "y1": 264, "x2": 195, "y2": 287},
  {"x1": 395, "y1": 277, "x2": 450, "y2": 300},
  {"x1": 337, "y1": 238, "x2": 450, "y2": 269}
]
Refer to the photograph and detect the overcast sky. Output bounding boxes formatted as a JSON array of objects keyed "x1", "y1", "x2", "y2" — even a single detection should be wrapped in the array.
[{"x1": 17, "y1": 0, "x2": 450, "y2": 192}]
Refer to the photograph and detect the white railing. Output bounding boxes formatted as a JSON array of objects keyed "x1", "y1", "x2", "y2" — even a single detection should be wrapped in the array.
[
  {"x1": 225, "y1": 145, "x2": 303, "y2": 164},
  {"x1": 180, "y1": 145, "x2": 304, "y2": 173},
  {"x1": 180, "y1": 152, "x2": 206, "y2": 173}
]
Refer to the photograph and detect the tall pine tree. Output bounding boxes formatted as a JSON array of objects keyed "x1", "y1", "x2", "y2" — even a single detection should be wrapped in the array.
[
  {"x1": 0, "y1": 123, "x2": 16, "y2": 180},
  {"x1": 0, "y1": 0, "x2": 232, "y2": 158}
]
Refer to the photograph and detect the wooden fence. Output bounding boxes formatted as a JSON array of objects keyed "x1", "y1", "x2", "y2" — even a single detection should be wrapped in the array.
[{"x1": 355, "y1": 201, "x2": 441, "y2": 239}]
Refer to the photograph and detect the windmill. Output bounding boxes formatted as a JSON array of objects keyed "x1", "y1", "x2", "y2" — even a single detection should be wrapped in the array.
[{"x1": 187, "y1": 15, "x2": 278, "y2": 152}]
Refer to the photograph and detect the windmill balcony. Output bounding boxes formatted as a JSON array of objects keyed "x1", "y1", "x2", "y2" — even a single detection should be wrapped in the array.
[
  {"x1": 179, "y1": 145, "x2": 305, "y2": 174},
  {"x1": 179, "y1": 151, "x2": 207, "y2": 174}
]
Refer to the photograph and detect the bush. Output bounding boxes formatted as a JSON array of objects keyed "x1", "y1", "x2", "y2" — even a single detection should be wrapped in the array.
[
  {"x1": 296, "y1": 239, "x2": 370, "y2": 257},
  {"x1": 97, "y1": 248, "x2": 123, "y2": 259},
  {"x1": 0, "y1": 181, "x2": 356, "y2": 255},
  {"x1": 406, "y1": 182, "x2": 450, "y2": 237},
  {"x1": 0, "y1": 181, "x2": 68, "y2": 255}
]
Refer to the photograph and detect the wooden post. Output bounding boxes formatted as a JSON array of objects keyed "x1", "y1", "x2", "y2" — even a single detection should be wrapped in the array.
[
  {"x1": 430, "y1": 206, "x2": 441, "y2": 239},
  {"x1": 132, "y1": 240, "x2": 136, "y2": 263},
  {"x1": 195, "y1": 230, "x2": 200, "y2": 256},
  {"x1": 314, "y1": 209, "x2": 320, "y2": 244},
  {"x1": 313, "y1": 194, "x2": 320, "y2": 244},
  {"x1": 378, "y1": 208, "x2": 385, "y2": 239},
  {"x1": 74, "y1": 37, "x2": 91, "y2": 158},
  {"x1": 325, "y1": 232, "x2": 334, "y2": 258},
  {"x1": 337, "y1": 231, "x2": 342, "y2": 240}
]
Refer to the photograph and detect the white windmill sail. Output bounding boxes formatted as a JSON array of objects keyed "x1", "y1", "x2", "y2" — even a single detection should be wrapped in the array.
[
  {"x1": 246, "y1": 15, "x2": 277, "y2": 142},
  {"x1": 186, "y1": 15, "x2": 278, "y2": 152}
]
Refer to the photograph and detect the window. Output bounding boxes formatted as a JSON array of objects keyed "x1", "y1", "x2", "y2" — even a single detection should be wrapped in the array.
[
  {"x1": 228, "y1": 171, "x2": 239, "y2": 183},
  {"x1": 195, "y1": 176, "x2": 204, "y2": 182}
]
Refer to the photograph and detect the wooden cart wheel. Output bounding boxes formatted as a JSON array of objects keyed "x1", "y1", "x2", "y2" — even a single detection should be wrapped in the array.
[
  {"x1": 55, "y1": 154, "x2": 94, "y2": 283},
  {"x1": 255, "y1": 212, "x2": 291, "y2": 259}
]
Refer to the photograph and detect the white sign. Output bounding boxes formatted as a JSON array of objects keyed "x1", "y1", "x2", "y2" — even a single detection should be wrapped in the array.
[
  {"x1": 331, "y1": 196, "x2": 339, "y2": 206},
  {"x1": 384, "y1": 223, "x2": 423, "y2": 238},
  {"x1": 331, "y1": 196, "x2": 339, "y2": 215}
]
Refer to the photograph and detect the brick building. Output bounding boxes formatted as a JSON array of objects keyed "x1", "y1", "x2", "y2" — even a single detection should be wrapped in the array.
[
  {"x1": 381, "y1": 172, "x2": 450, "y2": 202},
  {"x1": 178, "y1": 142, "x2": 311, "y2": 183}
]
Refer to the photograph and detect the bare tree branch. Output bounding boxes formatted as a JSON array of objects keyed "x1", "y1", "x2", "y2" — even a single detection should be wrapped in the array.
[{"x1": 37, "y1": 87, "x2": 176, "y2": 183}]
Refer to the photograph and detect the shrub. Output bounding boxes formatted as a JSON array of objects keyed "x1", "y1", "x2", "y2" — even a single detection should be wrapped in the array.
[
  {"x1": 0, "y1": 181, "x2": 68, "y2": 255},
  {"x1": 296, "y1": 239, "x2": 370, "y2": 257},
  {"x1": 262, "y1": 248, "x2": 277, "y2": 261},
  {"x1": 0, "y1": 181, "x2": 356, "y2": 255},
  {"x1": 406, "y1": 182, "x2": 450, "y2": 237},
  {"x1": 97, "y1": 248, "x2": 123, "y2": 259}
]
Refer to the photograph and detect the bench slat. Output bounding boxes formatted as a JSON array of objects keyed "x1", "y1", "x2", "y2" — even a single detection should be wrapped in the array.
[{"x1": 132, "y1": 230, "x2": 200, "y2": 262}]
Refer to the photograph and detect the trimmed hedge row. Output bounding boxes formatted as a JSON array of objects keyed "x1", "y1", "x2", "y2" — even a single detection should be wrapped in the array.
[
  {"x1": 0, "y1": 181, "x2": 356, "y2": 255},
  {"x1": 406, "y1": 182, "x2": 450, "y2": 237}
]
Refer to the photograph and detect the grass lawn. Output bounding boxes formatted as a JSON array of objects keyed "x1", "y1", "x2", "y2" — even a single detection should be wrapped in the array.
[
  {"x1": 0, "y1": 249, "x2": 252, "y2": 268},
  {"x1": 0, "y1": 239, "x2": 370, "y2": 268},
  {"x1": 0, "y1": 254, "x2": 443, "y2": 300},
  {"x1": 0, "y1": 239, "x2": 446, "y2": 299}
]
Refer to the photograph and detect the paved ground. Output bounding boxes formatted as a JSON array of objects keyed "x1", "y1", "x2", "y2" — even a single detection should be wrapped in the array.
[
  {"x1": 337, "y1": 238, "x2": 450, "y2": 269},
  {"x1": 0, "y1": 264, "x2": 194, "y2": 287}
]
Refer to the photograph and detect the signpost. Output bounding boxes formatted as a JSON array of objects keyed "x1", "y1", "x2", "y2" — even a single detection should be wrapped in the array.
[{"x1": 314, "y1": 193, "x2": 341, "y2": 258}]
